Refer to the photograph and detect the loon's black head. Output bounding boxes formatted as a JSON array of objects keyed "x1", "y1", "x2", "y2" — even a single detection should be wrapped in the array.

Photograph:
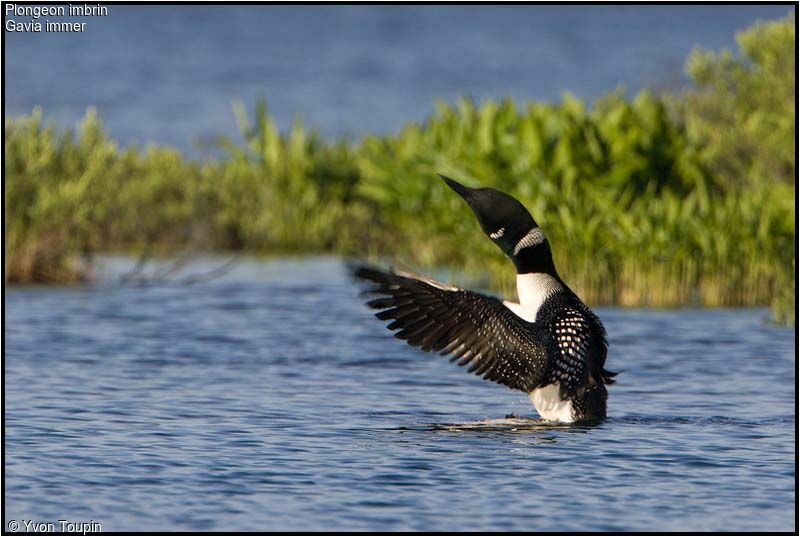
[{"x1": 439, "y1": 174, "x2": 557, "y2": 275}]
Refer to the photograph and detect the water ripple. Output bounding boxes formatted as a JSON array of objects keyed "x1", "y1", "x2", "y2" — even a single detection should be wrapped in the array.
[{"x1": 4, "y1": 257, "x2": 795, "y2": 532}]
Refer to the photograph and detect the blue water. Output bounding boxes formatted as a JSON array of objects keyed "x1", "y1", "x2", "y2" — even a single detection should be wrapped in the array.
[
  {"x1": 4, "y1": 257, "x2": 795, "y2": 532},
  {"x1": 5, "y1": 5, "x2": 793, "y2": 153}
]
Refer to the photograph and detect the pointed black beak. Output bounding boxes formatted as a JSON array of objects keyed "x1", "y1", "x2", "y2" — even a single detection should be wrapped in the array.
[{"x1": 438, "y1": 174, "x2": 474, "y2": 202}]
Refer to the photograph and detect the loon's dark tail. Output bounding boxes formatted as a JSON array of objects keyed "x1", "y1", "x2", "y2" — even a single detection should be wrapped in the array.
[{"x1": 602, "y1": 368, "x2": 620, "y2": 385}]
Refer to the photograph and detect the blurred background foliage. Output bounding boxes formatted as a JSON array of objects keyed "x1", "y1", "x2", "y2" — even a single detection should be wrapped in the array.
[{"x1": 5, "y1": 13, "x2": 795, "y2": 324}]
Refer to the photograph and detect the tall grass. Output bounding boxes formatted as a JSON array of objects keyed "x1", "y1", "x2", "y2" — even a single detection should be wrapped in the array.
[
  {"x1": 353, "y1": 91, "x2": 794, "y2": 314},
  {"x1": 5, "y1": 108, "x2": 210, "y2": 282},
  {"x1": 5, "y1": 14, "x2": 795, "y2": 324}
]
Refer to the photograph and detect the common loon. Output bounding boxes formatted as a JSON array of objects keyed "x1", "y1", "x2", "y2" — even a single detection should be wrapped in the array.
[{"x1": 354, "y1": 174, "x2": 617, "y2": 423}]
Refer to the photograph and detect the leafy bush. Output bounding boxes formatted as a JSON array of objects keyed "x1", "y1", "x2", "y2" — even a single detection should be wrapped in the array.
[
  {"x1": 672, "y1": 10, "x2": 795, "y2": 323},
  {"x1": 354, "y1": 91, "x2": 793, "y2": 315},
  {"x1": 674, "y1": 11, "x2": 795, "y2": 189},
  {"x1": 5, "y1": 108, "x2": 209, "y2": 282}
]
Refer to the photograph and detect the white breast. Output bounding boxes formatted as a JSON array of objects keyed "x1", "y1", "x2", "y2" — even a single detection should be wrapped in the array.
[
  {"x1": 529, "y1": 383, "x2": 574, "y2": 423},
  {"x1": 515, "y1": 273, "x2": 562, "y2": 322}
]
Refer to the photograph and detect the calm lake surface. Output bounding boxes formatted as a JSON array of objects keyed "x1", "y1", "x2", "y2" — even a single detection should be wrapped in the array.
[
  {"x1": 4, "y1": 257, "x2": 795, "y2": 532},
  {"x1": 6, "y1": 5, "x2": 793, "y2": 153}
]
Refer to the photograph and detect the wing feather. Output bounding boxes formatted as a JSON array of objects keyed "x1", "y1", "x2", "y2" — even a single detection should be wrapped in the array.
[
  {"x1": 354, "y1": 265, "x2": 550, "y2": 392},
  {"x1": 547, "y1": 304, "x2": 610, "y2": 398}
]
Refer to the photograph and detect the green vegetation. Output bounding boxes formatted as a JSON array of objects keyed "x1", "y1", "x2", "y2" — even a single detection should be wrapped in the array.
[
  {"x1": 669, "y1": 13, "x2": 796, "y2": 323},
  {"x1": 5, "y1": 13, "x2": 795, "y2": 324}
]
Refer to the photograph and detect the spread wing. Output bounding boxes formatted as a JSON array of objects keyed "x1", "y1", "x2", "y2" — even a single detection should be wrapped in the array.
[{"x1": 353, "y1": 265, "x2": 550, "y2": 392}]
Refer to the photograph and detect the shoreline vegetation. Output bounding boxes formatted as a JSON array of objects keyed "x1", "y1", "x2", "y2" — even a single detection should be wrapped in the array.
[{"x1": 5, "y1": 14, "x2": 795, "y2": 324}]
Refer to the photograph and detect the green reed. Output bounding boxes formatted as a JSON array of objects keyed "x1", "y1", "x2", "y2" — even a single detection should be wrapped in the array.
[{"x1": 5, "y1": 13, "x2": 794, "y2": 324}]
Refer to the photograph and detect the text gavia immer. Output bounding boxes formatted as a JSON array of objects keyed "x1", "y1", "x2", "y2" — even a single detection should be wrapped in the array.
[{"x1": 354, "y1": 175, "x2": 617, "y2": 423}]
